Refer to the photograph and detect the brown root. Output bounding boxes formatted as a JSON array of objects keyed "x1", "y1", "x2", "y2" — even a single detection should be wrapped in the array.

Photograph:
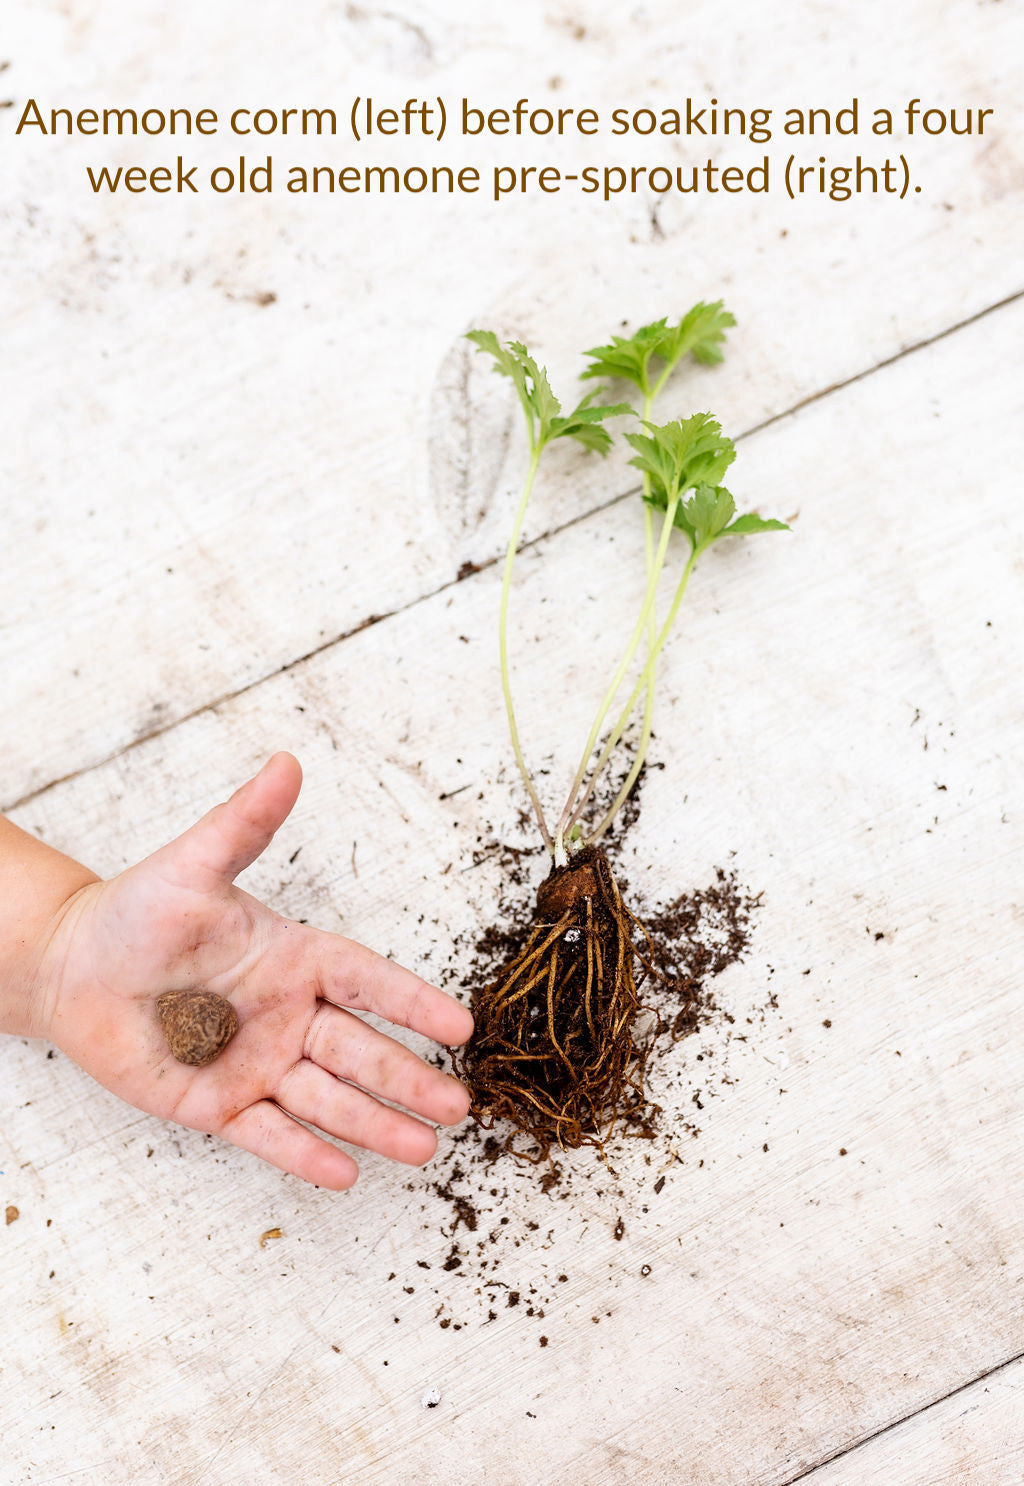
[{"x1": 453, "y1": 847, "x2": 662, "y2": 1162}]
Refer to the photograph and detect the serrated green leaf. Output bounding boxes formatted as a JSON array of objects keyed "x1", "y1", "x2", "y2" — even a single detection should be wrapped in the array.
[
  {"x1": 626, "y1": 430, "x2": 680, "y2": 495},
  {"x1": 549, "y1": 392, "x2": 632, "y2": 454},
  {"x1": 556, "y1": 393, "x2": 634, "y2": 425},
  {"x1": 464, "y1": 327, "x2": 504, "y2": 361},
  {"x1": 580, "y1": 319, "x2": 670, "y2": 393},
  {"x1": 627, "y1": 414, "x2": 736, "y2": 504},
  {"x1": 508, "y1": 341, "x2": 561, "y2": 437},
  {"x1": 467, "y1": 331, "x2": 629, "y2": 454},
  {"x1": 659, "y1": 301, "x2": 736, "y2": 367},
  {"x1": 721, "y1": 513, "x2": 791, "y2": 536},
  {"x1": 465, "y1": 329, "x2": 524, "y2": 385},
  {"x1": 682, "y1": 484, "x2": 737, "y2": 548},
  {"x1": 581, "y1": 302, "x2": 734, "y2": 398},
  {"x1": 558, "y1": 420, "x2": 614, "y2": 454},
  {"x1": 579, "y1": 345, "x2": 647, "y2": 389},
  {"x1": 466, "y1": 329, "x2": 532, "y2": 422}
]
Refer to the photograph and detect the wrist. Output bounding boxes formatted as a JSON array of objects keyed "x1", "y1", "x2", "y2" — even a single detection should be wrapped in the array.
[{"x1": 0, "y1": 817, "x2": 100, "y2": 1041}]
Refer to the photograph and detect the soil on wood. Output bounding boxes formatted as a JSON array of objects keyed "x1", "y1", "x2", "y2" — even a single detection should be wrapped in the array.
[
  {"x1": 382, "y1": 746, "x2": 779, "y2": 1338},
  {"x1": 451, "y1": 769, "x2": 762, "y2": 1162},
  {"x1": 398, "y1": 845, "x2": 769, "y2": 1335}
]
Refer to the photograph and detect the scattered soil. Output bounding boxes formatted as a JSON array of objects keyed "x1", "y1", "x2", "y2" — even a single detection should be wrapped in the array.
[
  {"x1": 449, "y1": 744, "x2": 762, "y2": 1162},
  {"x1": 450, "y1": 851, "x2": 762, "y2": 1151},
  {"x1": 375, "y1": 746, "x2": 779, "y2": 1340}
]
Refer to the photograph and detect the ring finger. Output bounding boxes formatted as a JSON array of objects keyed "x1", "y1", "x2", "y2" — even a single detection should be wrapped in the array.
[
  {"x1": 277, "y1": 1057, "x2": 440, "y2": 1166},
  {"x1": 304, "y1": 1001, "x2": 470, "y2": 1127}
]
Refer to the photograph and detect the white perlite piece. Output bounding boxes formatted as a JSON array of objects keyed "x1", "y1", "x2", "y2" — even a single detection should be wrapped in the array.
[{"x1": 421, "y1": 1385, "x2": 442, "y2": 1410}]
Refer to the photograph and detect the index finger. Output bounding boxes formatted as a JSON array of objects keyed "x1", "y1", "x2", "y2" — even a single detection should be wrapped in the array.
[{"x1": 314, "y1": 931, "x2": 475, "y2": 1047}]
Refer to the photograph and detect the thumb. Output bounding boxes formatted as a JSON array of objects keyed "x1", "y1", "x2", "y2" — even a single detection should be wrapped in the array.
[{"x1": 151, "y1": 753, "x2": 303, "y2": 892}]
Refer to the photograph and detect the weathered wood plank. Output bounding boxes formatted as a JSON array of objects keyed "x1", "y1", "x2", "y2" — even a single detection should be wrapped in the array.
[
  {"x1": 3, "y1": 0, "x2": 1023, "y2": 806},
  {"x1": 2, "y1": 282, "x2": 1021, "y2": 1484},
  {"x1": 796, "y1": 1356, "x2": 1024, "y2": 1486}
]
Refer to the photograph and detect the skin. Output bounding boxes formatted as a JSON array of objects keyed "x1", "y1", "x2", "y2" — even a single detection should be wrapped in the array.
[{"x1": 0, "y1": 753, "x2": 474, "y2": 1190}]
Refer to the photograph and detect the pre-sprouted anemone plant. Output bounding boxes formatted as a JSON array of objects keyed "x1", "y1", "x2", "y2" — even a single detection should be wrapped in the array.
[{"x1": 454, "y1": 305, "x2": 789, "y2": 1161}]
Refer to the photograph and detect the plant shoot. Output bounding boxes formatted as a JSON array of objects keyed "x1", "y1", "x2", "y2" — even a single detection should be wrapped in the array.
[{"x1": 455, "y1": 305, "x2": 788, "y2": 1159}]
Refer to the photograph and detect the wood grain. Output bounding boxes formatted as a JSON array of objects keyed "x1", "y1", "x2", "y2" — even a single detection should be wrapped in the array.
[
  {"x1": 2, "y1": 1, "x2": 1024, "y2": 1483},
  {"x1": 797, "y1": 1356, "x2": 1024, "y2": 1486},
  {"x1": 4, "y1": 0, "x2": 1023, "y2": 806}
]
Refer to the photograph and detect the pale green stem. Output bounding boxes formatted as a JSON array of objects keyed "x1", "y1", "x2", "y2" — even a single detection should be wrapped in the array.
[
  {"x1": 578, "y1": 543, "x2": 702, "y2": 843},
  {"x1": 552, "y1": 487, "x2": 680, "y2": 860},
  {"x1": 651, "y1": 360, "x2": 675, "y2": 401},
  {"x1": 565, "y1": 359, "x2": 692, "y2": 843},
  {"x1": 635, "y1": 386, "x2": 658, "y2": 838},
  {"x1": 499, "y1": 447, "x2": 552, "y2": 849}
]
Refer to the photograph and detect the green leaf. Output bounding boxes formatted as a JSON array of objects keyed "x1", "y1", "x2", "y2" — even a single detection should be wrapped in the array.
[
  {"x1": 627, "y1": 431, "x2": 680, "y2": 495},
  {"x1": 722, "y1": 512, "x2": 791, "y2": 536},
  {"x1": 467, "y1": 332, "x2": 629, "y2": 453},
  {"x1": 507, "y1": 341, "x2": 560, "y2": 437},
  {"x1": 580, "y1": 318, "x2": 670, "y2": 394},
  {"x1": 464, "y1": 329, "x2": 503, "y2": 360},
  {"x1": 682, "y1": 484, "x2": 737, "y2": 548},
  {"x1": 659, "y1": 301, "x2": 736, "y2": 367},
  {"x1": 554, "y1": 392, "x2": 633, "y2": 425},
  {"x1": 550, "y1": 391, "x2": 633, "y2": 454},
  {"x1": 466, "y1": 330, "x2": 559, "y2": 446},
  {"x1": 466, "y1": 329, "x2": 531, "y2": 417},
  {"x1": 627, "y1": 413, "x2": 736, "y2": 504},
  {"x1": 465, "y1": 329, "x2": 528, "y2": 389},
  {"x1": 581, "y1": 301, "x2": 735, "y2": 397}
]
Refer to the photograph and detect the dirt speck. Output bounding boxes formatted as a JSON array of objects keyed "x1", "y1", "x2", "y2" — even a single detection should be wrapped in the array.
[{"x1": 379, "y1": 760, "x2": 777, "y2": 1342}]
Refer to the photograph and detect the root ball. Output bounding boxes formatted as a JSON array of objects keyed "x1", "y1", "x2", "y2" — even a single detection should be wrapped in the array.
[{"x1": 454, "y1": 847, "x2": 660, "y2": 1160}]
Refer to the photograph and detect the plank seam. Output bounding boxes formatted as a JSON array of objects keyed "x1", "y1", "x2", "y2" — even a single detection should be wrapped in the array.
[
  {"x1": 778, "y1": 1346, "x2": 1024, "y2": 1485},
  {"x1": 6, "y1": 283, "x2": 1023, "y2": 816},
  {"x1": 741, "y1": 283, "x2": 1024, "y2": 442}
]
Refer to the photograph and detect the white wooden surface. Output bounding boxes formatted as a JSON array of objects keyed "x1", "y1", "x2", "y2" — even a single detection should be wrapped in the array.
[
  {"x1": 801, "y1": 1357, "x2": 1024, "y2": 1485},
  {"x1": 2, "y1": 1, "x2": 1023, "y2": 1482}
]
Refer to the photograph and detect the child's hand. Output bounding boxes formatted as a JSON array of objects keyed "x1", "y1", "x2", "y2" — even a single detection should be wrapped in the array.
[{"x1": 30, "y1": 754, "x2": 474, "y2": 1190}]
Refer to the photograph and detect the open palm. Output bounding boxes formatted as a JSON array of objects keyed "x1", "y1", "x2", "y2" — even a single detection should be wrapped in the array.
[{"x1": 38, "y1": 754, "x2": 473, "y2": 1189}]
